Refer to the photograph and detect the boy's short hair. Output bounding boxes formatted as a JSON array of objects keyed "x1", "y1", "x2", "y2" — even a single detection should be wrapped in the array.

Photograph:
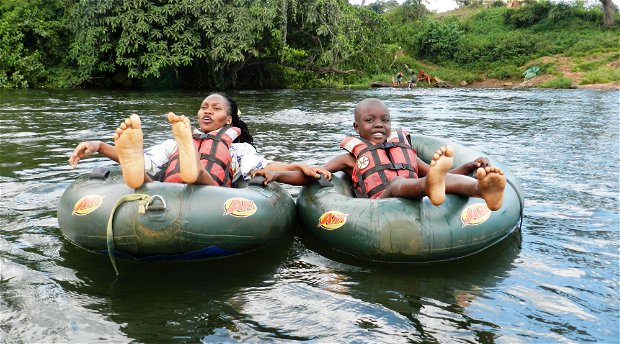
[{"x1": 353, "y1": 98, "x2": 389, "y2": 121}]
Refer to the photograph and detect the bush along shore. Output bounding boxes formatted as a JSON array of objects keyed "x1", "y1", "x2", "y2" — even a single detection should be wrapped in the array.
[{"x1": 1, "y1": 0, "x2": 618, "y2": 90}]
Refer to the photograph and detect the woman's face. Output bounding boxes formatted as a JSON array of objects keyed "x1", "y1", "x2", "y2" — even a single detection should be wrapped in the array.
[{"x1": 196, "y1": 94, "x2": 232, "y2": 133}]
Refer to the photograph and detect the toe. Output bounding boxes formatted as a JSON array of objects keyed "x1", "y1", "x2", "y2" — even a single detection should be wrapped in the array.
[
  {"x1": 445, "y1": 145, "x2": 454, "y2": 157},
  {"x1": 167, "y1": 112, "x2": 175, "y2": 122},
  {"x1": 129, "y1": 114, "x2": 141, "y2": 127}
]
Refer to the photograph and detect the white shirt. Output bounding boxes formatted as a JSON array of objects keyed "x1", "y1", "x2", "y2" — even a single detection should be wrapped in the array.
[{"x1": 144, "y1": 139, "x2": 271, "y2": 183}]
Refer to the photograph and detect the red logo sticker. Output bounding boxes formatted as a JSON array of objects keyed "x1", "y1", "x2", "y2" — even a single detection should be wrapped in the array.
[
  {"x1": 461, "y1": 203, "x2": 491, "y2": 227},
  {"x1": 223, "y1": 197, "x2": 257, "y2": 217},
  {"x1": 318, "y1": 211, "x2": 348, "y2": 230},
  {"x1": 72, "y1": 195, "x2": 105, "y2": 216}
]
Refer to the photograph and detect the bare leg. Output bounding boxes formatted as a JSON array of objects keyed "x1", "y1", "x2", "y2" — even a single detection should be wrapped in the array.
[
  {"x1": 380, "y1": 147, "x2": 505, "y2": 210},
  {"x1": 168, "y1": 112, "x2": 199, "y2": 184},
  {"x1": 114, "y1": 114, "x2": 145, "y2": 189},
  {"x1": 379, "y1": 146, "x2": 453, "y2": 204},
  {"x1": 425, "y1": 146, "x2": 453, "y2": 205},
  {"x1": 444, "y1": 167, "x2": 506, "y2": 210},
  {"x1": 378, "y1": 176, "x2": 426, "y2": 199}
]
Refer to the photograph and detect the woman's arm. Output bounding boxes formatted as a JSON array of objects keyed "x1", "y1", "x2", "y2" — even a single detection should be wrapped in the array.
[
  {"x1": 68, "y1": 141, "x2": 119, "y2": 168},
  {"x1": 256, "y1": 170, "x2": 316, "y2": 186},
  {"x1": 264, "y1": 161, "x2": 332, "y2": 180},
  {"x1": 69, "y1": 138, "x2": 175, "y2": 181},
  {"x1": 256, "y1": 153, "x2": 354, "y2": 185}
]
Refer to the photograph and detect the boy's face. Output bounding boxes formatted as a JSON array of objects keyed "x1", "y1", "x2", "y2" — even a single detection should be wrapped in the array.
[
  {"x1": 197, "y1": 94, "x2": 232, "y2": 133},
  {"x1": 353, "y1": 100, "x2": 391, "y2": 144}
]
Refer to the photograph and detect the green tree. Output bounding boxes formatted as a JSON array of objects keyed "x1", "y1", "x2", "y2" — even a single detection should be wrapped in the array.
[
  {"x1": 413, "y1": 17, "x2": 464, "y2": 62},
  {"x1": 284, "y1": 0, "x2": 386, "y2": 76},
  {"x1": 66, "y1": 0, "x2": 393, "y2": 88},
  {"x1": 0, "y1": 0, "x2": 72, "y2": 88},
  {"x1": 365, "y1": 0, "x2": 399, "y2": 14},
  {"x1": 384, "y1": 0, "x2": 428, "y2": 24},
  {"x1": 599, "y1": 0, "x2": 617, "y2": 28},
  {"x1": 69, "y1": 0, "x2": 283, "y2": 88}
]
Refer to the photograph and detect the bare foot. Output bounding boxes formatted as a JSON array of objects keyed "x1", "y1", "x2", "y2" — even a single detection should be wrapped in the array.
[
  {"x1": 114, "y1": 114, "x2": 145, "y2": 189},
  {"x1": 426, "y1": 146, "x2": 453, "y2": 205},
  {"x1": 476, "y1": 166, "x2": 506, "y2": 211},
  {"x1": 168, "y1": 112, "x2": 198, "y2": 184}
]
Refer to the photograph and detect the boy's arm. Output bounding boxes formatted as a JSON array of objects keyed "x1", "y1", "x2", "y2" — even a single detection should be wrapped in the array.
[
  {"x1": 449, "y1": 157, "x2": 490, "y2": 175},
  {"x1": 322, "y1": 153, "x2": 354, "y2": 176},
  {"x1": 415, "y1": 151, "x2": 489, "y2": 177}
]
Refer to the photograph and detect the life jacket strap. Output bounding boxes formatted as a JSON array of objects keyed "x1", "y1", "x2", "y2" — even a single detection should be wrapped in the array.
[{"x1": 359, "y1": 163, "x2": 417, "y2": 180}]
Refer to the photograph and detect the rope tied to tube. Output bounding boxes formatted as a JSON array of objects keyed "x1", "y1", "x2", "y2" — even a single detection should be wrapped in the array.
[{"x1": 106, "y1": 194, "x2": 156, "y2": 275}]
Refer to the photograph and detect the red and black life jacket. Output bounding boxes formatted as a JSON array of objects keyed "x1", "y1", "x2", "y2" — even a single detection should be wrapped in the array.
[
  {"x1": 163, "y1": 126, "x2": 240, "y2": 186},
  {"x1": 340, "y1": 129, "x2": 418, "y2": 199}
]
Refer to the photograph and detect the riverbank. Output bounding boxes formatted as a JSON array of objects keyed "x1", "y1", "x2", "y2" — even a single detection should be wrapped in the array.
[
  {"x1": 464, "y1": 77, "x2": 620, "y2": 90},
  {"x1": 371, "y1": 51, "x2": 620, "y2": 91},
  {"x1": 367, "y1": 79, "x2": 620, "y2": 90},
  {"x1": 370, "y1": 75, "x2": 620, "y2": 91},
  {"x1": 463, "y1": 54, "x2": 620, "y2": 90}
]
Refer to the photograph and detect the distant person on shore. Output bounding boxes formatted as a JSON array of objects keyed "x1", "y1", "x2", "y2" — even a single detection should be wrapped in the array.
[
  {"x1": 396, "y1": 71, "x2": 404, "y2": 85},
  {"x1": 68, "y1": 93, "x2": 329, "y2": 189},
  {"x1": 408, "y1": 72, "x2": 417, "y2": 88},
  {"x1": 254, "y1": 98, "x2": 506, "y2": 210}
]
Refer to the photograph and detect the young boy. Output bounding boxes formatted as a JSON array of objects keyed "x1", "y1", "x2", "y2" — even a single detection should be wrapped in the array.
[{"x1": 257, "y1": 98, "x2": 506, "y2": 210}]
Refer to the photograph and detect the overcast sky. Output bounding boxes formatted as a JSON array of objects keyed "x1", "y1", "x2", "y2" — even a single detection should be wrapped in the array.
[{"x1": 348, "y1": 0, "x2": 620, "y2": 13}]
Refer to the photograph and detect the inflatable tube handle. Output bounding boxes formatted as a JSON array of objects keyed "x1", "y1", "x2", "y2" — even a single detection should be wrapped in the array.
[
  {"x1": 145, "y1": 195, "x2": 167, "y2": 212},
  {"x1": 505, "y1": 178, "x2": 524, "y2": 230},
  {"x1": 248, "y1": 176, "x2": 266, "y2": 187},
  {"x1": 90, "y1": 166, "x2": 110, "y2": 180},
  {"x1": 316, "y1": 175, "x2": 333, "y2": 188}
]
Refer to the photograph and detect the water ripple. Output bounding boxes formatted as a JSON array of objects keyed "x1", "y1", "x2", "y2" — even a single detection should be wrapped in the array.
[{"x1": 0, "y1": 88, "x2": 618, "y2": 343}]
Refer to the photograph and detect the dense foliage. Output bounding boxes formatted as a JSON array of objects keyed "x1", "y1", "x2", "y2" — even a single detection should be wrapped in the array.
[
  {"x1": 0, "y1": 0, "x2": 74, "y2": 88},
  {"x1": 0, "y1": 0, "x2": 618, "y2": 89}
]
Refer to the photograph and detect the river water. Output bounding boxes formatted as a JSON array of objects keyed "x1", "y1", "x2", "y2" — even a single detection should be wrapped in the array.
[{"x1": 0, "y1": 88, "x2": 618, "y2": 343}]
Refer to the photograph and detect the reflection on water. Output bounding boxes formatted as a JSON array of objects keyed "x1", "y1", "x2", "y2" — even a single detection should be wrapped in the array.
[{"x1": 0, "y1": 88, "x2": 618, "y2": 343}]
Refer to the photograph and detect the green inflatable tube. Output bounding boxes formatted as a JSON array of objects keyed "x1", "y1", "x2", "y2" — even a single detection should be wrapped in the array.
[
  {"x1": 58, "y1": 166, "x2": 296, "y2": 261},
  {"x1": 296, "y1": 134, "x2": 524, "y2": 263}
]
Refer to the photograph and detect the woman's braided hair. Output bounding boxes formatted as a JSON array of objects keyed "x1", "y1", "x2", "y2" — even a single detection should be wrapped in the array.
[{"x1": 212, "y1": 93, "x2": 254, "y2": 146}]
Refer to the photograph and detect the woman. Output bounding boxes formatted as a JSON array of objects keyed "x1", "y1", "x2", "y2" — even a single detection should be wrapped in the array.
[{"x1": 68, "y1": 93, "x2": 329, "y2": 189}]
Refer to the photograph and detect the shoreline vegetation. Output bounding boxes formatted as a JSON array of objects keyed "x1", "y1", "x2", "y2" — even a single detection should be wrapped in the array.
[{"x1": 1, "y1": 0, "x2": 619, "y2": 91}]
